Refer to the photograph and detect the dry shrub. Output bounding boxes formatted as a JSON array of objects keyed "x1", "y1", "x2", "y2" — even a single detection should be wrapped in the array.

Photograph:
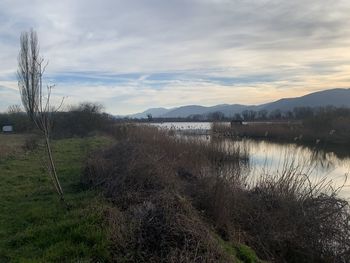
[
  {"x1": 213, "y1": 159, "x2": 350, "y2": 262},
  {"x1": 131, "y1": 193, "x2": 228, "y2": 262},
  {"x1": 195, "y1": 149, "x2": 350, "y2": 262},
  {"x1": 84, "y1": 124, "x2": 350, "y2": 263},
  {"x1": 83, "y1": 126, "x2": 235, "y2": 262}
]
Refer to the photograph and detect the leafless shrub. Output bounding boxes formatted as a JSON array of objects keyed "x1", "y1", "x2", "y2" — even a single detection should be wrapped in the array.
[
  {"x1": 225, "y1": 158, "x2": 350, "y2": 262},
  {"x1": 84, "y1": 127, "x2": 234, "y2": 261},
  {"x1": 84, "y1": 124, "x2": 350, "y2": 262}
]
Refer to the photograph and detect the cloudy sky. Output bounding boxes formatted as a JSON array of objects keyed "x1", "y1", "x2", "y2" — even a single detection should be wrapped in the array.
[{"x1": 1, "y1": 0, "x2": 350, "y2": 114}]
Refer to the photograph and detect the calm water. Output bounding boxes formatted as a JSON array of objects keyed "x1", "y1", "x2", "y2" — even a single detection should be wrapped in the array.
[
  {"x1": 225, "y1": 139, "x2": 350, "y2": 199},
  {"x1": 152, "y1": 122, "x2": 350, "y2": 199},
  {"x1": 150, "y1": 122, "x2": 216, "y2": 131}
]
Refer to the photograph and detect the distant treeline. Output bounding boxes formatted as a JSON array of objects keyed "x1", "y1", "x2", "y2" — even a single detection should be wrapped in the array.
[
  {"x1": 2, "y1": 104, "x2": 349, "y2": 138},
  {"x1": 211, "y1": 106, "x2": 350, "y2": 145},
  {"x1": 0, "y1": 103, "x2": 114, "y2": 137},
  {"x1": 120, "y1": 105, "x2": 350, "y2": 122}
]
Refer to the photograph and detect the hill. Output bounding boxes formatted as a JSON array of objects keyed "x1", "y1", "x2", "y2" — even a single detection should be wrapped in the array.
[
  {"x1": 128, "y1": 88, "x2": 350, "y2": 118},
  {"x1": 261, "y1": 88, "x2": 350, "y2": 112}
]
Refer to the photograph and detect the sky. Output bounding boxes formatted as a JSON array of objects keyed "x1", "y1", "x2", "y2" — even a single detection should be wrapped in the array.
[{"x1": 1, "y1": 0, "x2": 350, "y2": 115}]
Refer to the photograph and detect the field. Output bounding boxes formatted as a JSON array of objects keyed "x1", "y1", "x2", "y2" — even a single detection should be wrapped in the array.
[
  {"x1": 0, "y1": 134, "x2": 30, "y2": 159},
  {"x1": 0, "y1": 134, "x2": 114, "y2": 262}
]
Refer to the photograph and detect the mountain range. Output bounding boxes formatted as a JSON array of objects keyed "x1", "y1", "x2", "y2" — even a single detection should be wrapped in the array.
[{"x1": 128, "y1": 88, "x2": 350, "y2": 118}]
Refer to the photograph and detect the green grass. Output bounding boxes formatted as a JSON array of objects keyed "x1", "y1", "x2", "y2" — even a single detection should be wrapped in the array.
[
  {"x1": 216, "y1": 236, "x2": 265, "y2": 263},
  {"x1": 0, "y1": 135, "x2": 114, "y2": 262},
  {"x1": 235, "y1": 244, "x2": 262, "y2": 263}
]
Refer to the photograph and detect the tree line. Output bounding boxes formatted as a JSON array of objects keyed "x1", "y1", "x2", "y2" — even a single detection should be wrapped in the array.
[
  {"x1": 128, "y1": 106, "x2": 350, "y2": 122},
  {"x1": 0, "y1": 102, "x2": 114, "y2": 137}
]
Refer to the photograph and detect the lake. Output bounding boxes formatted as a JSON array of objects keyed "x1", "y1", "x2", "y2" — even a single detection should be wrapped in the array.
[{"x1": 151, "y1": 122, "x2": 350, "y2": 199}]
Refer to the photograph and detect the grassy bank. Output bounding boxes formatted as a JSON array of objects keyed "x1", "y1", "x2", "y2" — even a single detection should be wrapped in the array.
[
  {"x1": 84, "y1": 125, "x2": 350, "y2": 262},
  {"x1": 0, "y1": 134, "x2": 114, "y2": 262}
]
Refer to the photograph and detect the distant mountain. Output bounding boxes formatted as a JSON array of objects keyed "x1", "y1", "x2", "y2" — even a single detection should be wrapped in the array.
[
  {"x1": 261, "y1": 88, "x2": 350, "y2": 112},
  {"x1": 129, "y1": 107, "x2": 171, "y2": 118},
  {"x1": 161, "y1": 104, "x2": 256, "y2": 118},
  {"x1": 127, "y1": 88, "x2": 350, "y2": 119},
  {"x1": 162, "y1": 105, "x2": 209, "y2": 118}
]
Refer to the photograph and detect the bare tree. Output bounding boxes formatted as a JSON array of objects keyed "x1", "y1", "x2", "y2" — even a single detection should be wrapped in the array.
[
  {"x1": 7, "y1": 104, "x2": 22, "y2": 114},
  {"x1": 17, "y1": 29, "x2": 65, "y2": 203}
]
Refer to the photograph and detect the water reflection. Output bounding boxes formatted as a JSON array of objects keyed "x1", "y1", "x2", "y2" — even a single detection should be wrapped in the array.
[
  {"x1": 152, "y1": 122, "x2": 350, "y2": 199},
  {"x1": 218, "y1": 138, "x2": 350, "y2": 200}
]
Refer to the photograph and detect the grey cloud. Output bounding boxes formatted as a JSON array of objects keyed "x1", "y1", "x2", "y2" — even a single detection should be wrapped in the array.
[
  {"x1": 2, "y1": 0, "x2": 350, "y2": 71},
  {"x1": 0, "y1": 0, "x2": 350, "y2": 113},
  {"x1": 0, "y1": 85, "x2": 20, "y2": 111}
]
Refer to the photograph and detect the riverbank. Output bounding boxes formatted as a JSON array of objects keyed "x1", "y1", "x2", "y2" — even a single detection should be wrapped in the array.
[
  {"x1": 84, "y1": 124, "x2": 350, "y2": 262},
  {"x1": 0, "y1": 134, "x2": 114, "y2": 262},
  {"x1": 212, "y1": 121, "x2": 350, "y2": 146},
  {"x1": 84, "y1": 125, "x2": 263, "y2": 262},
  {"x1": 2, "y1": 126, "x2": 349, "y2": 262}
]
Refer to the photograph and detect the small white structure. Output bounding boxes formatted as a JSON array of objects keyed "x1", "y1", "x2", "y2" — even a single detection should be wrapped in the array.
[{"x1": 2, "y1": 125, "x2": 13, "y2": 133}]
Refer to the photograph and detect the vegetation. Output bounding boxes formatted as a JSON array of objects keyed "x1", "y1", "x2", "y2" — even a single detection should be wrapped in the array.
[
  {"x1": 0, "y1": 134, "x2": 114, "y2": 262},
  {"x1": 52, "y1": 102, "x2": 114, "y2": 138},
  {"x1": 0, "y1": 108, "x2": 34, "y2": 133},
  {"x1": 83, "y1": 125, "x2": 256, "y2": 262},
  {"x1": 1, "y1": 103, "x2": 349, "y2": 262},
  {"x1": 212, "y1": 107, "x2": 350, "y2": 145},
  {"x1": 118, "y1": 105, "x2": 350, "y2": 127},
  {"x1": 0, "y1": 102, "x2": 114, "y2": 138},
  {"x1": 84, "y1": 124, "x2": 350, "y2": 262}
]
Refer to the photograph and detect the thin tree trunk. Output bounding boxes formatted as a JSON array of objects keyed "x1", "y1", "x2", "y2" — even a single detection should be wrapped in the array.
[{"x1": 44, "y1": 136, "x2": 64, "y2": 202}]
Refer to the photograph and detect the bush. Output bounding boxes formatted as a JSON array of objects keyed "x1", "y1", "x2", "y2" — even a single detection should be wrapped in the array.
[
  {"x1": 0, "y1": 103, "x2": 114, "y2": 138},
  {"x1": 83, "y1": 139, "x2": 233, "y2": 261},
  {"x1": 52, "y1": 103, "x2": 114, "y2": 138},
  {"x1": 83, "y1": 124, "x2": 350, "y2": 262}
]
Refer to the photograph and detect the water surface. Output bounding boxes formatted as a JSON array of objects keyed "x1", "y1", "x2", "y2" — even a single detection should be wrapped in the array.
[{"x1": 152, "y1": 122, "x2": 350, "y2": 199}]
